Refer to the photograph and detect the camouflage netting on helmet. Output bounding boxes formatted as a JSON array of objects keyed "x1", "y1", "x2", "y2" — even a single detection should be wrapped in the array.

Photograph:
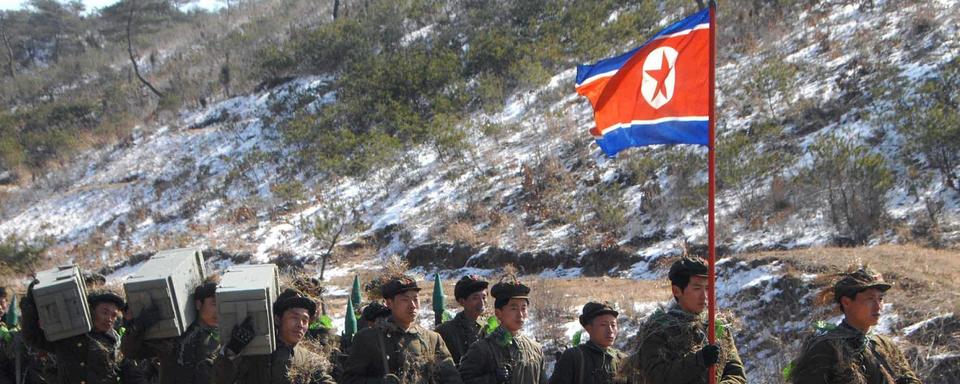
[{"x1": 364, "y1": 256, "x2": 411, "y2": 301}]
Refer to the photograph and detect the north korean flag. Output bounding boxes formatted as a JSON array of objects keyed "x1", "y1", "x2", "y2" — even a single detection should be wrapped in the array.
[{"x1": 576, "y1": 8, "x2": 711, "y2": 157}]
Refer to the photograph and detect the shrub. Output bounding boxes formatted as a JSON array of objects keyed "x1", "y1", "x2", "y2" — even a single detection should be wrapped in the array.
[{"x1": 802, "y1": 134, "x2": 894, "y2": 244}]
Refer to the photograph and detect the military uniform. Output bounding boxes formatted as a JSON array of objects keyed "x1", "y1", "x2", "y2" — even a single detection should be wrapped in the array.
[
  {"x1": 0, "y1": 320, "x2": 16, "y2": 384},
  {"x1": 19, "y1": 290, "x2": 127, "y2": 384},
  {"x1": 637, "y1": 304, "x2": 745, "y2": 384},
  {"x1": 122, "y1": 321, "x2": 220, "y2": 384},
  {"x1": 341, "y1": 317, "x2": 462, "y2": 384},
  {"x1": 215, "y1": 288, "x2": 336, "y2": 384},
  {"x1": 789, "y1": 321, "x2": 921, "y2": 384},
  {"x1": 550, "y1": 341, "x2": 628, "y2": 384},
  {"x1": 458, "y1": 326, "x2": 546, "y2": 384},
  {"x1": 214, "y1": 340, "x2": 336, "y2": 384},
  {"x1": 437, "y1": 311, "x2": 485, "y2": 367},
  {"x1": 459, "y1": 277, "x2": 546, "y2": 384},
  {"x1": 549, "y1": 302, "x2": 629, "y2": 384},
  {"x1": 788, "y1": 266, "x2": 921, "y2": 384},
  {"x1": 438, "y1": 275, "x2": 489, "y2": 367}
]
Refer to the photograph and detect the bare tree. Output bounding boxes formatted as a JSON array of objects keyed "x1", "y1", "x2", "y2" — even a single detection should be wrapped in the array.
[
  {"x1": 125, "y1": 0, "x2": 164, "y2": 98},
  {"x1": 301, "y1": 191, "x2": 368, "y2": 280},
  {"x1": 0, "y1": 13, "x2": 15, "y2": 78}
]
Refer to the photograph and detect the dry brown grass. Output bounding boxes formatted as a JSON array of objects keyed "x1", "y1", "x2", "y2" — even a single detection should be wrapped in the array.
[{"x1": 738, "y1": 245, "x2": 960, "y2": 317}]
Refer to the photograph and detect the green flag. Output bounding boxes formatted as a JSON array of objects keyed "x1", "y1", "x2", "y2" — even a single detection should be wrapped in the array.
[
  {"x1": 344, "y1": 298, "x2": 357, "y2": 342},
  {"x1": 3, "y1": 295, "x2": 18, "y2": 327},
  {"x1": 350, "y1": 275, "x2": 362, "y2": 309},
  {"x1": 433, "y1": 273, "x2": 445, "y2": 326}
]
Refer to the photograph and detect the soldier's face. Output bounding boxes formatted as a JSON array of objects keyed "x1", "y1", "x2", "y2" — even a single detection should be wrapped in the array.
[
  {"x1": 495, "y1": 298, "x2": 528, "y2": 333},
  {"x1": 841, "y1": 288, "x2": 885, "y2": 331},
  {"x1": 0, "y1": 296, "x2": 7, "y2": 316},
  {"x1": 92, "y1": 303, "x2": 121, "y2": 333},
  {"x1": 458, "y1": 290, "x2": 488, "y2": 319},
  {"x1": 196, "y1": 296, "x2": 218, "y2": 327},
  {"x1": 585, "y1": 314, "x2": 618, "y2": 348},
  {"x1": 673, "y1": 275, "x2": 708, "y2": 314},
  {"x1": 386, "y1": 290, "x2": 419, "y2": 327},
  {"x1": 279, "y1": 307, "x2": 310, "y2": 347}
]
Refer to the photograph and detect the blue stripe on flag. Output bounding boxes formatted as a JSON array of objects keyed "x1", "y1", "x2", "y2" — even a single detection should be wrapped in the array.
[
  {"x1": 575, "y1": 8, "x2": 710, "y2": 87},
  {"x1": 595, "y1": 120, "x2": 709, "y2": 157}
]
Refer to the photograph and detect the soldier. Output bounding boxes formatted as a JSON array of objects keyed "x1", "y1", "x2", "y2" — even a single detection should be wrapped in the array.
[
  {"x1": 637, "y1": 257, "x2": 746, "y2": 384},
  {"x1": 459, "y1": 276, "x2": 547, "y2": 384},
  {"x1": 788, "y1": 266, "x2": 922, "y2": 384},
  {"x1": 214, "y1": 288, "x2": 336, "y2": 384},
  {"x1": 20, "y1": 282, "x2": 128, "y2": 384},
  {"x1": 341, "y1": 274, "x2": 462, "y2": 384},
  {"x1": 437, "y1": 275, "x2": 489, "y2": 367},
  {"x1": 549, "y1": 302, "x2": 629, "y2": 384},
  {"x1": 358, "y1": 302, "x2": 391, "y2": 330},
  {"x1": 121, "y1": 276, "x2": 221, "y2": 384}
]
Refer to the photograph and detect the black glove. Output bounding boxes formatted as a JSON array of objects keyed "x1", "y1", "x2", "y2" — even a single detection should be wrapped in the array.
[
  {"x1": 226, "y1": 316, "x2": 255, "y2": 355},
  {"x1": 699, "y1": 343, "x2": 721, "y2": 366},
  {"x1": 495, "y1": 364, "x2": 512, "y2": 383},
  {"x1": 134, "y1": 305, "x2": 163, "y2": 331},
  {"x1": 382, "y1": 374, "x2": 400, "y2": 384},
  {"x1": 896, "y1": 377, "x2": 916, "y2": 384}
]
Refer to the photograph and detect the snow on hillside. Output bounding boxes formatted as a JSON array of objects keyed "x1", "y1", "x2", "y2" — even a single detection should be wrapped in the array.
[{"x1": 1, "y1": 2, "x2": 960, "y2": 382}]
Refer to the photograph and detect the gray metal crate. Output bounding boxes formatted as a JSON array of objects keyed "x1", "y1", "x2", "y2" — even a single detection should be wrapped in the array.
[
  {"x1": 124, "y1": 247, "x2": 206, "y2": 339},
  {"x1": 217, "y1": 264, "x2": 279, "y2": 356},
  {"x1": 33, "y1": 265, "x2": 90, "y2": 341}
]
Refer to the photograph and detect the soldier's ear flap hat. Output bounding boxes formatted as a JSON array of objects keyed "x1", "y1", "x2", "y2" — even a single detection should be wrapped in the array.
[
  {"x1": 454, "y1": 275, "x2": 489, "y2": 301},
  {"x1": 273, "y1": 288, "x2": 318, "y2": 318},
  {"x1": 88, "y1": 290, "x2": 127, "y2": 310},
  {"x1": 579, "y1": 301, "x2": 619, "y2": 326},
  {"x1": 490, "y1": 267, "x2": 529, "y2": 309},
  {"x1": 194, "y1": 274, "x2": 220, "y2": 303},
  {"x1": 833, "y1": 265, "x2": 892, "y2": 302},
  {"x1": 668, "y1": 257, "x2": 709, "y2": 285},
  {"x1": 380, "y1": 275, "x2": 421, "y2": 300}
]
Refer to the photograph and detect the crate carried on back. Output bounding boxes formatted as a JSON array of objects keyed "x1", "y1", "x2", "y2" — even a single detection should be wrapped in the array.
[
  {"x1": 217, "y1": 263, "x2": 280, "y2": 356},
  {"x1": 32, "y1": 265, "x2": 90, "y2": 341},
  {"x1": 124, "y1": 247, "x2": 206, "y2": 339}
]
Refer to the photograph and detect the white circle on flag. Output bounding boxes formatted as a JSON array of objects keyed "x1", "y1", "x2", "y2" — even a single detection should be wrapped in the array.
[{"x1": 641, "y1": 47, "x2": 678, "y2": 109}]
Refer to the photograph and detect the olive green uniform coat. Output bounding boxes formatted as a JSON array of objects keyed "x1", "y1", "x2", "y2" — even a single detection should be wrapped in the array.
[
  {"x1": 19, "y1": 296, "x2": 124, "y2": 384},
  {"x1": 549, "y1": 341, "x2": 629, "y2": 384},
  {"x1": 341, "y1": 317, "x2": 462, "y2": 384},
  {"x1": 637, "y1": 305, "x2": 746, "y2": 384},
  {"x1": 436, "y1": 312, "x2": 485, "y2": 367},
  {"x1": 789, "y1": 321, "x2": 921, "y2": 384},
  {"x1": 459, "y1": 327, "x2": 547, "y2": 384},
  {"x1": 214, "y1": 340, "x2": 336, "y2": 384},
  {"x1": 122, "y1": 321, "x2": 221, "y2": 384}
]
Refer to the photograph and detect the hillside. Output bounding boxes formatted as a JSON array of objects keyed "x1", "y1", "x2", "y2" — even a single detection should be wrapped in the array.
[{"x1": 1, "y1": 1, "x2": 959, "y2": 383}]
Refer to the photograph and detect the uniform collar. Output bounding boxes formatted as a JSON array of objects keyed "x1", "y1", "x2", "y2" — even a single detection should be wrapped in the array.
[
  {"x1": 384, "y1": 316, "x2": 421, "y2": 334},
  {"x1": 455, "y1": 311, "x2": 484, "y2": 328}
]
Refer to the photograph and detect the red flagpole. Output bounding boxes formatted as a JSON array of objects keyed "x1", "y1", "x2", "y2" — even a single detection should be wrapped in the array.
[{"x1": 707, "y1": 2, "x2": 718, "y2": 384}]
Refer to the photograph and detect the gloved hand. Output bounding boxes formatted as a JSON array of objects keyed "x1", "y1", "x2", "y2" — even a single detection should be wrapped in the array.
[
  {"x1": 382, "y1": 374, "x2": 400, "y2": 384},
  {"x1": 134, "y1": 305, "x2": 163, "y2": 331},
  {"x1": 495, "y1": 364, "x2": 512, "y2": 383},
  {"x1": 699, "y1": 343, "x2": 721, "y2": 366},
  {"x1": 226, "y1": 316, "x2": 255, "y2": 355}
]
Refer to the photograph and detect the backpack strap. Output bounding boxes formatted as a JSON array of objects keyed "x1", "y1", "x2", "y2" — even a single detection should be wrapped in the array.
[{"x1": 576, "y1": 347, "x2": 585, "y2": 384}]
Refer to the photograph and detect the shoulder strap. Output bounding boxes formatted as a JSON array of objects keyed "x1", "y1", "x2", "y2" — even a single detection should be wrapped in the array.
[
  {"x1": 376, "y1": 327, "x2": 390, "y2": 376},
  {"x1": 867, "y1": 337, "x2": 899, "y2": 380},
  {"x1": 576, "y1": 347, "x2": 585, "y2": 384}
]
